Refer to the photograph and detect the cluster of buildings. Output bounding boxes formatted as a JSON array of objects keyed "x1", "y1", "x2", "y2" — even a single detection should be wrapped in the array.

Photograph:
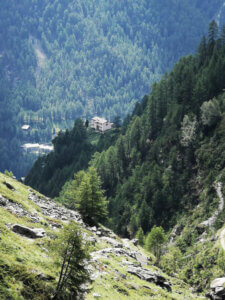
[{"x1": 20, "y1": 115, "x2": 112, "y2": 156}]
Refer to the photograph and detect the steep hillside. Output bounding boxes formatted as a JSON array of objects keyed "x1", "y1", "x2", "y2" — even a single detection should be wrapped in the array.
[
  {"x1": 0, "y1": 172, "x2": 204, "y2": 299},
  {"x1": 25, "y1": 24, "x2": 225, "y2": 295},
  {"x1": 27, "y1": 24, "x2": 225, "y2": 234},
  {"x1": 0, "y1": 0, "x2": 224, "y2": 177}
]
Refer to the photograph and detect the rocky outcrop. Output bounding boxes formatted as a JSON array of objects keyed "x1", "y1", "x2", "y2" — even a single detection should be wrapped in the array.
[
  {"x1": 28, "y1": 191, "x2": 83, "y2": 224},
  {"x1": 0, "y1": 193, "x2": 41, "y2": 222},
  {"x1": 206, "y1": 278, "x2": 225, "y2": 299},
  {"x1": 198, "y1": 182, "x2": 224, "y2": 232},
  {"x1": 100, "y1": 236, "x2": 123, "y2": 248},
  {"x1": 127, "y1": 266, "x2": 171, "y2": 291},
  {"x1": 12, "y1": 224, "x2": 45, "y2": 238}
]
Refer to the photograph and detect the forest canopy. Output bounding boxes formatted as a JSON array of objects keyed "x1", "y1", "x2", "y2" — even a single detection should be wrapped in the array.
[{"x1": 0, "y1": 0, "x2": 224, "y2": 177}]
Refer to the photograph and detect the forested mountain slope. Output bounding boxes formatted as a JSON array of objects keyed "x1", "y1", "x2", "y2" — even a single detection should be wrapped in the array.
[
  {"x1": 25, "y1": 23, "x2": 225, "y2": 295},
  {"x1": 26, "y1": 20, "x2": 225, "y2": 237},
  {"x1": 89, "y1": 23, "x2": 225, "y2": 237},
  {"x1": 1, "y1": 0, "x2": 224, "y2": 177}
]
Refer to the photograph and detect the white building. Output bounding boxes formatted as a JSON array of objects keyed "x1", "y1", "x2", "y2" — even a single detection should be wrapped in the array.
[
  {"x1": 21, "y1": 143, "x2": 53, "y2": 154},
  {"x1": 91, "y1": 117, "x2": 113, "y2": 133},
  {"x1": 21, "y1": 125, "x2": 30, "y2": 130}
]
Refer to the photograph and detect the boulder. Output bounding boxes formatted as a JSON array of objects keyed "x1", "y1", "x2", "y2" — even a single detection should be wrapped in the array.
[
  {"x1": 12, "y1": 224, "x2": 45, "y2": 238},
  {"x1": 93, "y1": 293, "x2": 101, "y2": 298},
  {"x1": 101, "y1": 236, "x2": 123, "y2": 248},
  {"x1": 130, "y1": 238, "x2": 139, "y2": 246},
  {"x1": 127, "y1": 266, "x2": 171, "y2": 292},
  {"x1": 134, "y1": 252, "x2": 148, "y2": 266},
  {"x1": 0, "y1": 195, "x2": 7, "y2": 206},
  {"x1": 207, "y1": 278, "x2": 225, "y2": 299}
]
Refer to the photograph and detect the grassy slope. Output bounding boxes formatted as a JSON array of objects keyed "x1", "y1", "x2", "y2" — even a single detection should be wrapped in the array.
[{"x1": 0, "y1": 172, "x2": 203, "y2": 299}]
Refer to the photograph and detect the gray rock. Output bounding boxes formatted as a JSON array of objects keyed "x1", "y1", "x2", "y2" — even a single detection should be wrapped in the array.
[
  {"x1": 12, "y1": 224, "x2": 45, "y2": 238},
  {"x1": 127, "y1": 266, "x2": 171, "y2": 292},
  {"x1": 198, "y1": 182, "x2": 224, "y2": 232},
  {"x1": 134, "y1": 252, "x2": 148, "y2": 266},
  {"x1": 101, "y1": 236, "x2": 123, "y2": 248},
  {"x1": 93, "y1": 293, "x2": 101, "y2": 298},
  {"x1": 210, "y1": 278, "x2": 225, "y2": 289},
  {"x1": 207, "y1": 278, "x2": 225, "y2": 299},
  {"x1": 131, "y1": 238, "x2": 139, "y2": 246},
  {"x1": 27, "y1": 191, "x2": 83, "y2": 224},
  {"x1": 99, "y1": 227, "x2": 116, "y2": 238},
  {"x1": 86, "y1": 236, "x2": 97, "y2": 244},
  {"x1": 0, "y1": 195, "x2": 7, "y2": 206}
]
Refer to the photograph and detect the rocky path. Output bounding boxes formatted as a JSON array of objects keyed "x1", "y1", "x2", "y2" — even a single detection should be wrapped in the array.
[{"x1": 199, "y1": 182, "x2": 224, "y2": 230}]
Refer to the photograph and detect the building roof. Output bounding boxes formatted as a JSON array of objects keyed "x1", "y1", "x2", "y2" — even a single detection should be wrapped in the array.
[
  {"x1": 21, "y1": 125, "x2": 30, "y2": 130},
  {"x1": 92, "y1": 116, "x2": 108, "y2": 123},
  {"x1": 21, "y1": 143, "x2": 53, "y2": 151}
]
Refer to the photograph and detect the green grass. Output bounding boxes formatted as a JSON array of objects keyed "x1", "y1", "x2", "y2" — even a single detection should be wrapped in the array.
[{"x1": 0, "y1": 172, "x2": 207, "y2": 299}]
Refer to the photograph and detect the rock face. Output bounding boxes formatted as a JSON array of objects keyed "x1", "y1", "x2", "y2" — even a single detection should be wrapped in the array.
[
  {"x1": 0, "y1": 193, "x2": 41, "y2": 222},
  {"x1": 127, "y1": 266, "x2": 171, "y2": 291},
  {"x1": 12, "y1": 224, "x2": 45, "y2": 238},
  {"x1": 207, "y1": 278, "x2": 225, "y2": 300},
  {"x1": 198, "y1": 182, "x2": 224, "y2": 231},
  {"x1": 0, "y1": 194, "x2": 7, "y2": 206},
  {"x1": 101, "y1": 236, "x2": 123, "y2": 248},
  {"x1": 28, "y1": 191, "x2": 83, "y2": 224}
]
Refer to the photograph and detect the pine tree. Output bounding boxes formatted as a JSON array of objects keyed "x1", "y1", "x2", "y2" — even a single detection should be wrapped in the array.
[
  {"x1": 221, "y1": 25, "x2": 225, "y2": 45},
  {"x1": 208, "y1": 20, "x2": 218, "y2": 55},
  {"x1": 198, "y1": 36, "x2": 207, "y2": 66}
]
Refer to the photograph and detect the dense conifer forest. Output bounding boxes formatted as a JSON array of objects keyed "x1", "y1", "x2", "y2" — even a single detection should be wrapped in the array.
[
  {"x1": 1, "y1": 0, "x2": 224, "y2": 177},
  {"x1": 27, "y1": 22, "x2": 225, "y2": 238}
]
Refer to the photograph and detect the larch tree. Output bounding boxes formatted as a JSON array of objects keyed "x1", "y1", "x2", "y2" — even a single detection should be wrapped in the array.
[{"x1": 53, "y1": 222, "x2": 90, "y2": 300}]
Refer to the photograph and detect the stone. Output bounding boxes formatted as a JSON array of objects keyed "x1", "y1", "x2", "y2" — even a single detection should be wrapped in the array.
[
  {"x1": 131, "y1": 238, "x2": 138, "y2": 246},
  {"x1": 101, "y1": 236, "x2": 123, "y2": 248},
  {"x1": 0, "y1": 195, "x2": 7, "y2": 206},
  {"x1": 99, "y1": 227, "x2": 116, "y2": 238},
  {"x1": 12, "y1": 224, "x2": 45, "y2": 238},
  {"x1": 207, "y1": 278, "x2": 225, "y2": 300},
  {"x1": 134, "y1": 252, "x2": 148, "y2": 266},
  {"x1": 210, "y1": 278, "x2": 225, "y2": 289},
  {"x1": 93, "y1": 293, "x2": 101, "y2": 298},
  {"x1": 27, "y1": 191, "x2": 84, "y2": 225},
  {"x1": 36, "y1": 272, "x2": 55, "y2": 281},
  {"x1": 86, "y1": 236, "x2": 97, "y2": 243},
  {"x1": 127, "y1": 266, "x2": 171, "y2": 292}
]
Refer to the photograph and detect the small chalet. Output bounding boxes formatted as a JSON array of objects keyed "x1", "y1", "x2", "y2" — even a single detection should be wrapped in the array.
[{"x1": 91, "y1": 116, "x2": 113, "y2": 133}]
